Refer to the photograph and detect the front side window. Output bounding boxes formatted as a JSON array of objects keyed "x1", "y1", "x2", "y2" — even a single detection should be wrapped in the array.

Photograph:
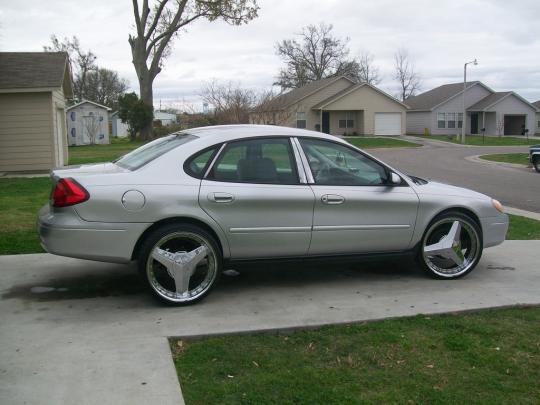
[
  {"x1": 437, "y1": 112, "x2": 446, "y2": 128},
  {"x1": 299, "y1": 138, "x2": 390, "y2": 186},
  {"x1": 207, "y1": 138, "x2": 298, "y2": 184},
  {"x1": 296, "y1": 112, "x2": 306, "y2": 129},
  {"x1": 116, "y1": 133, "x2": 197, "y2": 170},
  {"x1": 447, "y1": 113, "x2": 456, "y2": 128}
]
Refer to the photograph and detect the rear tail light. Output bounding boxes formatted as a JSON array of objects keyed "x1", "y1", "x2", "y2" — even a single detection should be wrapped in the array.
[{"x1": 51, "y1": 178, "x2": 89, "y2": 207}]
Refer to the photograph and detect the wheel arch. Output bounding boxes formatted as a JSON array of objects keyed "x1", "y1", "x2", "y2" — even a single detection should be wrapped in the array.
[{"x1": 131, "y1": 216, "x2": 228, "y2": 261}]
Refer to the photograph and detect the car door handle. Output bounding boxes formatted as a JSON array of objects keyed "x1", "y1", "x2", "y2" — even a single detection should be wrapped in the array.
[
  {"x1": 208, "y1": 192, "x2": 235, "y2": 203},
  {"x1": 321, "y1": 194, "x2": 345, "y2": 205}
]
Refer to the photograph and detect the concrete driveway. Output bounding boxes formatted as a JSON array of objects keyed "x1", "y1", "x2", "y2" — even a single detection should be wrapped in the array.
[
  {"x1": 1, "y1": 242, "x2": 540, "y2": 404},
  {"x1": 369, "y1": 138, "x2": 539, "y2": 213}
]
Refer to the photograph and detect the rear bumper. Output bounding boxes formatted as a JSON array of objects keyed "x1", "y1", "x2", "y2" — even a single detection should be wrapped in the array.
[
  {"x1": 37, "y1": 205, "x2": 150, "y2": 264},
  {"x1": 481, "y1": 213, "x2": 509, "y2": 248}
]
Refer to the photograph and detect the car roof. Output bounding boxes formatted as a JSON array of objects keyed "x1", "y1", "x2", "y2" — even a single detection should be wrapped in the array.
[{"x1": 183, "y1": 124, "x2": 336, "y2": 141}]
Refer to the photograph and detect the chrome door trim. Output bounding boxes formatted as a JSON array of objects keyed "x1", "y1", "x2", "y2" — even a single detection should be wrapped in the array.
[
  {"x1": 291, "y1": 137, "x2": 314, "y2": 184},
  {"x1": 313, "y1": 224, "x2": 411, "y2": 231},
  {"x1": 203, "y1": 143, "x2": 227, "y2": 179},
  {"x1": 230, "y1": 226, "x2": 312, "y2": 234},
  {"x1": 290, "y1": 138, "x2": 308, "y2": 184}
]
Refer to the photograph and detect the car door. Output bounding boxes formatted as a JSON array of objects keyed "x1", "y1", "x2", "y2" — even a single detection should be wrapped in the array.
[
  {"x1": 297, "y1": 137, "x2": 419, "y2": 255},
  {"x1": 199, "y1": 137, "x2": 315, "y2": 259}
]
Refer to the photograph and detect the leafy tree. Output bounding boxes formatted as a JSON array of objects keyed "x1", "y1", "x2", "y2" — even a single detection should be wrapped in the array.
[
  {"x1": 117, "y1": 92, "x2": 154, "y2": 140},
  {"x1": 128, "y1": 0, "x2": 259, "y2": 139},
  {"x1": 275, "y1": 23, "x2": 359, "y2": 90}
]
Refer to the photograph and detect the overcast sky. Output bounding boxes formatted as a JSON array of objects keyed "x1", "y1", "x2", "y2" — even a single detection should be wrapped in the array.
[{"x1": 1, "y1": 0, "x2": 539, "y2": 110}]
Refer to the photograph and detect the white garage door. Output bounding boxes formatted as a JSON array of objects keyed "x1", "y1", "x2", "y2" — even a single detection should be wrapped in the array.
[{"x1": 374, "y1": 113, "x2": 402, "y2": 136}]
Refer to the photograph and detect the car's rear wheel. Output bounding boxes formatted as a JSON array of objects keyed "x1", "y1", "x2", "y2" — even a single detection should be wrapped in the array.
[
  {"x1": 533, "y1": 156, "x2": 540, "y2": 173},
  {"x1": 138, "y1": 223, "x2": 221, "y2": 305},
  {"x1": 418, "y1": 212, "x2": 483, "y2": 279}
]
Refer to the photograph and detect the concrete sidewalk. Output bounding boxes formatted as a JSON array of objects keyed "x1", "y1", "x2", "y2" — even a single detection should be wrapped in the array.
[{"x1": 1, "y1": 242, "x2": 540, "y2": 404}]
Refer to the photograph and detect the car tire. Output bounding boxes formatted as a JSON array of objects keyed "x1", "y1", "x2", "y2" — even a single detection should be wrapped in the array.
[
  {"x1": 417, "y1": 211, "x2": 483, "y2": 279},
  {"x1": 138, "y1": 223, "x2": 222, "y2": 305},
  {"x1": 533, "y1": 157, "x2": 540, "y2": 173}
]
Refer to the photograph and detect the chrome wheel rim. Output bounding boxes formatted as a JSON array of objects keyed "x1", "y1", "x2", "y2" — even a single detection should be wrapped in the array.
[
  {"x1": 422, "y1": 217, "x2": 480, "y2": 277},
  {"x1": 146, "y1": 232, "x2": 217, "y2": 303}
]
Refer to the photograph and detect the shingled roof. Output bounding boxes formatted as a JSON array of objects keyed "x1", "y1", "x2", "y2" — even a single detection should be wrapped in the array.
[
  {"x1": 0, "y1": 52, "x2": 72, "y2": 94},
  {"x1": 533, "y1": 100, "x2": 540, "y2": 109},
  {"x1": 405, "y1": 81, "x2": 484, "y2": 111},
  {"x1": 467, "y1": 92, "x2": 512, "y2": 111}
]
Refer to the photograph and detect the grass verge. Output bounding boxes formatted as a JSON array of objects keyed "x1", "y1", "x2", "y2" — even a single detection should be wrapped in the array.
[
  {"x1": 68, "y1": 138, "x2": 144, "y2": 165},
  {"x1": 346, "y1": 137, "x2": 422, "y2": 149},
  {"x1": 170, "y1": 306, "x2": 540, "y2": 405},
  {"x1": 412, "y1": 134, "x2": 533, "y2": 146},
  {"x1": 479, "y1": 153, "x2": 529, "y2": 166}
]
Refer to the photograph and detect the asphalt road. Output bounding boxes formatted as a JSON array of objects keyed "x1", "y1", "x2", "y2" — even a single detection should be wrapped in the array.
[{"x1": 370, "y1": 138, "x2": 539, "y2": 213}]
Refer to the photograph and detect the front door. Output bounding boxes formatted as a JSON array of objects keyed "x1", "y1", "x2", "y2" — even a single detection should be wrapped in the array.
[
  {"x1": 322, "y1": 111, "x2": 330, "y2": 134},
  {"x1": 298, "y1": 138, "x2": 419, "y2": 255},
  {"x1": 199, "y1": 137, "x2": 315, "y2": 259},
  {"x1": 470, "y1": 113, "x2": 479, "y2": 134}
]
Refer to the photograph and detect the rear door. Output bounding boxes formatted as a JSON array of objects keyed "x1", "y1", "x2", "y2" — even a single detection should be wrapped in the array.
[
  {"x1": 298, "y1": 137, "x2": 419, "y2": 255},
  {"x1": 199, "y1": 137, "x2": 315, "y2": 259}
]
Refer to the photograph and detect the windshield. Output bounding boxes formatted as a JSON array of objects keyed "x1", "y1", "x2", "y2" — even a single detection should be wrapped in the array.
[{"x1": 115, "y1": 133, "x2": 197, "y2": 170}]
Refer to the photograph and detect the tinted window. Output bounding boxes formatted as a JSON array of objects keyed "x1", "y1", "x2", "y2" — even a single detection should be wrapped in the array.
[
  {"x1": 208, "y1": 138, "x2": 298, "y2": 184},
  {"x1": 299, "y1": 138, "x2": 389, "y2": 186},
  {"x1": 116, "y1": 133, "x2": 197, "y2": 170},
  {"x1": 184, "y1": 146, "x2": 219, "y2": 178}
]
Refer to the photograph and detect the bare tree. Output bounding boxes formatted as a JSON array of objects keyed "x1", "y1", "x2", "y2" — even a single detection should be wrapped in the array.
[
  {"x1": 128, "y1": 0, "x2": 259, "y2": 139},
  {"x1": 393, "y1": 48, "x2": 421, "y2": 101},
  {"x1": 85, "y1": 68, "x2": 129, "y2": 109},
  {"x1": 44, "y1": 35, "x2": 97, "y2": 101},
  {"x1": 356, "y1": 51, "x2": 381, "y2": 85},
  {"x1": 201, "y1": 80, "x2": 256, "y2": 124},
  {"x1": 82, "y1": 114, "x2": 101, "y2": 144},
  {"x1": 250, "y1": 90, "x2": 296, "y2": 126},
  {"x1": 275, "y1": 23, "x2": 358, "y2": 90}
]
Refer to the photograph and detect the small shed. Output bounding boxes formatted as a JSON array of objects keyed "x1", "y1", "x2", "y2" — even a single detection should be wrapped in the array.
[
  {"x1": 110, "y1": 111, "x2": 129, "y2": 138},
  {"x1": 66, "y1": 100, "x2": 111, "y2": 145},
  {"x1": 0, "y1": 52, "x2": 73, "y2": 173}
]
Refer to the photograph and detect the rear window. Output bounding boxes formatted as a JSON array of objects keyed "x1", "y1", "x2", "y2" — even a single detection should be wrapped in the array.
[{"x1": 115, "y1": 133, "x2": 197, "y2": 170}]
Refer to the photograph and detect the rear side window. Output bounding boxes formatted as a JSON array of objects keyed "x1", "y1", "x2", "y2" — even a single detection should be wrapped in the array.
[
  {"x1": 207, "y1": 138, "x2": 298, "y2": 184},
  {"x1": 115, "y1": 133, "x2": 197, "y2": 170},
  {"x1": 184, "y1": 146, "x2": 219, "y2": 178}
]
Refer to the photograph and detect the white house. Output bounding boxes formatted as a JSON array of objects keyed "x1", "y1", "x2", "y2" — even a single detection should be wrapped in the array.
[
  {"x1": 66, "y1": 100, "x2": 111, "y2": 145},
  {"x1": 153, "y1": 111, "x2": 177, "y2": 126},
  {"x1": 110, "y1": 111, "x2": 129, "y2": 138}
]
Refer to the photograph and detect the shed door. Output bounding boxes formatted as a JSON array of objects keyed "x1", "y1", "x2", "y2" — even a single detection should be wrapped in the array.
[{"x1": 374, "y1": 113, "x2": 402, "y2": 135}]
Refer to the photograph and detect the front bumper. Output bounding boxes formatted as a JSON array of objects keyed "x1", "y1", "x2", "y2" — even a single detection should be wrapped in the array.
[
  {"x1": 37, "y1": 204, "x2": 150, "y2": 263},
  {"x1": 480, "y1": 213, "x2": 509, "y2": 248}
]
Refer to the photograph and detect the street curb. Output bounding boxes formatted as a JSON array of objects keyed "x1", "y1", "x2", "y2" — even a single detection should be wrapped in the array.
[
  {"x1": 466, "y1": 154, "x2": 530, "y2": 170},
  {"x1": 505, "y1": 206, "x2": 540, "y2": 221}
]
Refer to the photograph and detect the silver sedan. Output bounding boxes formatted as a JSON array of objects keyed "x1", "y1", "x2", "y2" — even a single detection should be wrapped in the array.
[{"x1": 38, "y1": 125, "x2": 509, "y2": 305}]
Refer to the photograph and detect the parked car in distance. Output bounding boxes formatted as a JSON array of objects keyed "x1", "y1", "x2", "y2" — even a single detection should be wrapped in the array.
[
  {"x1": 38, "y1": 125, "x2": 509, "y2": 305},
  {"x1": 530, "y1": 144, "x2": 540, "y2": 172}
]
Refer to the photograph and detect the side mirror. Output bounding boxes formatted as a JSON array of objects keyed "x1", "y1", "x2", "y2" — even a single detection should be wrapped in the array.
[{"x1": 388, "y1": 172, "x2": 401, "y2": 185}]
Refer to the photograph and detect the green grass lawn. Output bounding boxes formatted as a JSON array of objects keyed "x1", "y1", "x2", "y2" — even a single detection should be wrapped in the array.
[
  {"x1": 412, "y1": 134, "x2": 534, "y2": 146},
  {"x1": 171, "y1": 306, "x2": 540, "y2": 405},
  {"x1": 346, "y1": 137, "x2": 422, "y2": 149},
  {"x1": 68, "y1": 138, "x2": 145, "y2": 165},
  {"x1": 479, "y1": 153, "x2": 530, "y2": 166}
]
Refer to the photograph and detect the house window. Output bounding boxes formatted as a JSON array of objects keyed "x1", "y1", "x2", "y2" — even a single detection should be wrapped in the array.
[
  {"x1": 537, "y1": 120, "x2": 540, "y2": 128},
  {"x1": 437, "y1": 113, "x2": 445, "y2": 128},
  {"x1": 338, "y1": 112, "x2": 355, "y2": 129},
  {"x1": 296, "y1": 112, "x2": 306, "y2": 129},
  {"x1": 447, "y1": 113, "x2": 456, "y2": 128},
  {"x1": 458, "y1": 113, "x2": 463, "y2": 129}
]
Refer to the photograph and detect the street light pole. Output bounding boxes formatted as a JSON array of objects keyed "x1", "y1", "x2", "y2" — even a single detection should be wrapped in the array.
[{"x1": 462, "y1": 59, "x2": 478, "y2": 144}]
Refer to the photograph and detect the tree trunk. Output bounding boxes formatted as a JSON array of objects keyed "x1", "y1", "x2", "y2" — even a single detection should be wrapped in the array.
[
  {"x1": 130, "y1": 36, "x2": 155, "y2": 141},
  {"x1": 138, "y1": 71, "x2": 154, "y2": 140}
]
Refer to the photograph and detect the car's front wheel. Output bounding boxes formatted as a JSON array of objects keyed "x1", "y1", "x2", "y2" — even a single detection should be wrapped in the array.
[
  {"x1": 418, "y1": 212, "x2": 483, "y2": 279},
  {"x1": 138, "y1": 223, "x2": 222, "y2": 305}
]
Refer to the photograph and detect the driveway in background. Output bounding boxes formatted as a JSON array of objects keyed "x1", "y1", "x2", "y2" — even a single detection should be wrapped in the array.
[{"x1": 369, "y1": 138, "x2": 538, "y2": 213}]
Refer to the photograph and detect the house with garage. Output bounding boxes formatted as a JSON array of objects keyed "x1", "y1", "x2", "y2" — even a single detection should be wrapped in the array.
[
  {"x1": 406, "y1": 81, "x2": 539, "y2": 136},
  {"x1": 533, "y1": 101, "x2": 540, "y2": 135},
  {"x1": 0, "y1": 52, "x2": 72, "y2": 173},
  {"x1": 250, "y1": 76, "x2": 408, "y2": 136},
  {"x1": 66, "y1": 100, "x2": 111, "y2": 145}
]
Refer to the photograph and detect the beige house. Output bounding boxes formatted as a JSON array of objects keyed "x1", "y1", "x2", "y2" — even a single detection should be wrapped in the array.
[
  {"x1": 0, "y1": 52, "x2": 73, "y2": 173},
  {"x1": 250, "y1": 76, "x2": 408, "y2": 136}
]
